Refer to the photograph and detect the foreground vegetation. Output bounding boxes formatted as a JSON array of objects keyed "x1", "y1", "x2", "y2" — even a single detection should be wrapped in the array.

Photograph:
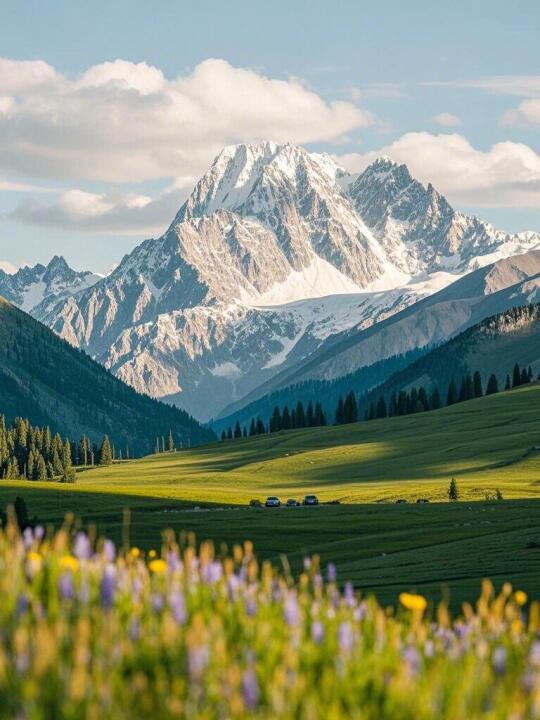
[{"x1": 1, "y1": 521, "x2": 539, "y2": 719}]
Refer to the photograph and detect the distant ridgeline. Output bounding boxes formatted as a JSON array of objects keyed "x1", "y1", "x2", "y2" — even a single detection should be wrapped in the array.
[
  {"x1": 0, "y1": 297, "x2": 215, "y2": 455},
  {"x1": 220, "y1": 304, "x2": 540, "y2": 440}
]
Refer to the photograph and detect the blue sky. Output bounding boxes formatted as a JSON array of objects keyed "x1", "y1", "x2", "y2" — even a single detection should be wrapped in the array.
[{"x1": 1, "y1": 0, "x2": 539, "y2": 273}]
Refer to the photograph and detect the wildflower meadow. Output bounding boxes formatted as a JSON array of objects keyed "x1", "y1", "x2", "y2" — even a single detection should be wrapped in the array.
[{"x1": 1, "y1": 517, "x2": 540, "y2": 719}]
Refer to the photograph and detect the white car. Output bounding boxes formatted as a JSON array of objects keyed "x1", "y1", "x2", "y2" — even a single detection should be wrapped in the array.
[{"x1": 265, "y1": 496, "x2": 281, "y2": 507}]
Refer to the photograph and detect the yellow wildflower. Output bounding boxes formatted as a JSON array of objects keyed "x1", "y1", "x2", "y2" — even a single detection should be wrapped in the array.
[
  {"x1": 27, "y1": 551, "x2": 42, "y2": 573},
  {"x1": 515, "y1": 590, "x2": 528, "y2": 606},
  {"x1": 129, "y1": 547, "x2": 141, "y2": 559},
  {"x1": 59, "y1": 555, "x2": 79, "y2": 572},
  {"x1": 149, "y1": 559, "x2": 167, "y2": 574},
  {"x1": 399, "y1": 592, "x2": 427, "y2": 612},
  {"x1": 148, "y1": 549, "x2": 157, "y2": 559}
]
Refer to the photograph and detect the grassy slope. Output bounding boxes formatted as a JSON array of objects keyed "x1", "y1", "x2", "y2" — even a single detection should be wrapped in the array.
[
  {"x1": 0, "y1": 383, "x2": 539, "y2": 606},
  {"x1": 12, "y1": 381, "x2": 536, "y2": 505}
]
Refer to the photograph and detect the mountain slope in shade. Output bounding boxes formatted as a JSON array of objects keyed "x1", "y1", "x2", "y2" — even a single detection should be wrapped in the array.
[
  {"x1": 36, "y1": 142, "x2": 540, "y2": 421},
  {"x1": 363, "y1": 302, "x2": 540, "y2": 406},
  {"x1": 217, "y1": 250, "x2": 540, "y2": 417},
  {"x1": 0, "y1": 296, "x2": 214, "y2": 452}
]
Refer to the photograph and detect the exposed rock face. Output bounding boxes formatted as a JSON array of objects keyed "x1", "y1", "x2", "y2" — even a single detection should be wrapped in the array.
[{"x1": 33, "y1": 143, "x2": 540, "y2": 421}]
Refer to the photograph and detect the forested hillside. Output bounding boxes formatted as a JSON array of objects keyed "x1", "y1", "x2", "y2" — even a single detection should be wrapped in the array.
[{"x1": 0, "y1": 297, "x2": 215, "y2": 454}]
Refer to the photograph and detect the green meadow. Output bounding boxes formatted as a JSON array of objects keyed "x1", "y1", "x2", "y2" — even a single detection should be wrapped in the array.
[{"x1": 1, "y1": 382, "x2": 538, "y2": 605}]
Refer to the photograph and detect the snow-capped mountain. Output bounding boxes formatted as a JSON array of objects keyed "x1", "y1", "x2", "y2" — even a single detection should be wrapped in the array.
[
  {"x1": 216, "y1": 249, "x2": 540, "y2": 421},
  {"x1": 0, "y1": 256, "x2": 100, "y2": 313},
  {"x1": 348, "y1": 157, "x2": 537, "y2": 276},
  {"x1": 35, "y1": 142, "x2": 540, "y2": 420}
]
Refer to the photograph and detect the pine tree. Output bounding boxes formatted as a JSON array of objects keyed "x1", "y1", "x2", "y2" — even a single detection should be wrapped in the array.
[
  {"x1": 99, "y1": 435, "x2": 113, "y2": 466},
  {"x1": 486, "y1": 374, "x2": 499, "y2": 395},
  {"x1": 255, "y1": 417, "x2": 266, "y2": 435},
  {"x1": 505, "y1": 374, "x2": 511, "y2": 390},
  {"x1": 376, "y1": 396, "x2": 387, "y2": 419},
  {"x1": 430, "y1": 387, "x2": 441, "y2": 410},
  {"x1": 166, "y1": 430, "x2": 175, "y2": 452},
  {"x1": 335, "y1": 396, "x2": 344, "y2": 425},
  {"x1": 306, "y1": 402, "x2": 315, "y2": 427},
  {"x1": 512, "y1": 363, "x2": 521, "y2": 388},
  {"x1": 314, "y1": 402, "x2": 326, "y2": 426},
  {"x1": 234, "y1": 421, "x2": 242, "y2": 439},
  {"x1": 227, "y1": 427, "x2": 233, "y2": 440},
  {"x1": 521, "y1": 367, "x2": 529, "y2": 385},
  {"x1": 448, "y1": 478, "x2": 459, "y2": 501},
  {"x1": 473, "y1": 371, "x2": 483, "y2": 398},
  {"x1": 221, "y1": 430, "x2": 226, "y2": 441},
  {"x1": 446, "y1": 380, "x2": 457, "y2": 406},
  {"x1": 249, "y1": 418, "x2": 256, "y2": 437},
  {"x1": 295, "y1": 401, "x2": 306, "y2": 428},
  {"x1": 270, "y1": 406, "x2": 282, "y2": 433},
  {"x1": 282, "y1": 406, "x2": 291, "y2": 430}
]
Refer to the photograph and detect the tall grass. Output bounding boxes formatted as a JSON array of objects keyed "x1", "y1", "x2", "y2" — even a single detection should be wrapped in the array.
[{"x1": 1, "y1": 518, "x2": 539, "y2": 718}]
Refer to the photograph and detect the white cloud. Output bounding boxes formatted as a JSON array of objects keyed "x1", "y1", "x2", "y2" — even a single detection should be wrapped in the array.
[
  {"x1": 10, "y1": 185, "x2": 190, "y2": 235},
  {"x1": 433, "y1": 112, "x2": 461, "y2": 127},
  {"x1": 336, "y1": 132, "x2": 540, "y2": 208},
  {"x1": 427, "y1": 76, "x2": 540, "y2": 98},
  {"x1": 0, "y1": 56, "x2": 373, "y2": 184},
  {"x1": 501, "y1": 99, "x2": 540, "y2": 128},
  {"x1": 0, "y1": 260, "x2": 18, "y2": 274}
]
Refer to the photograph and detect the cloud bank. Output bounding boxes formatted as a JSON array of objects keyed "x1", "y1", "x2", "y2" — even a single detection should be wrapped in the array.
[
  {"x1": 0, "y1": 57, "x2": 373, "y2": 184},
  {"x1": 337, "y1": 132, "x2": 540, "y2": 208}
]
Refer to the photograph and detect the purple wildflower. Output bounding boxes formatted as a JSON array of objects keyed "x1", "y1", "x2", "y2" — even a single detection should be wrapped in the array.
[
  {"x1": 169, "y1": 589, "x2": 187, "y2": 624},
  {"x1": 311, "y1": 620, "x2": 325, "y2": 644},
  {"x1": 202, "y1": 561, "x2": 222, "y2": 584},
  {"x1": 338, "y1": 622, "x2": 353, "y2": 653},
  {"x1": 242, "y1": 667, "x2": 260, "y2": 709},
  {"x1": 303, "y1": 557, "x2": 312, "y2": 571},
  {"x1": 188, "y1": 646, "x2": 209, "y2": 679},
  {"x1": 529, "y1": 641, "x2": 540, "y2": 666},
  {"x1": 403, "y1": 646, "x2": 421, "y2": 676},
  {"x1": 23, "y1": 527, "x2": 33, "y2": 549},
  {"x1": 344, "y1": 582, "x2": 355, "y2": 607},
  {"x1": 103, "y1": 539, "x2": 116, "y2": 562},
  {"x1": 151, "y1": 592, "x2": 165, "y2": 613},
  {"x1": 73, "y1": 532, "x2": 92, "y2": 560},
  {"x1": 284, "y1": 593, "x2": 300, "y2": 627},
  {"x1": 245, "y1": 596, "x2": 257, "y2": 617},
  {"x1": 59, "y1": 572, "x2": 74, "y2": 600},
  {"x1": 100, "y1": 566, "x2": 116, "y2": 609},
  {"x1": 167, "y1": 550, "x2": 182, "y2": 573},
  {"x1": 327, "y1": 563, "x2": 337, "y2": 583},
  {"x1": 493, "y1": 646, "x2": 507, "y2": 674},
  {"x1": 34, "y1": 525, "x2": 44, "y2": 541},
  {"x1": 128, "y1": 618, "x2": 140, "y2": 642},
  {"x1": 16, "y1": 594, "x2": 28, "y2": 616}
]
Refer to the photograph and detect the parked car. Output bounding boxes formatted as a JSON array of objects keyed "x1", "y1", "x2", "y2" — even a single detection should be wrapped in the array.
[
  {"x1": 286, "y1": 498, "x2": 299, "y2": 507},
  {"x1": 416, "y1": 498, "x2": 430, "y2": 504},
  {"x1": 303, "y1": 495, "x2": 319, "y2": 506},
  {"x1": 396, "y1": 499, "x2": 408, "y2": 504},
  {"x1": 265, "y1": 496, "x2": 281, "y2": 507}
]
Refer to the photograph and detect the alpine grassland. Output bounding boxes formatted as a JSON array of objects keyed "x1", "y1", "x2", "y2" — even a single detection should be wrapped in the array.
[
  {"x1": 1, "y1": 519, "x2": 540, "y2": 719},
  {"x1": 0, "y1": 383, "x2": 539, "y2": 607}
]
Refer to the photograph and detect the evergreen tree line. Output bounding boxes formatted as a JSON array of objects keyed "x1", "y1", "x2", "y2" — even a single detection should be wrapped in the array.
[
  {"x1": 360, "y1": 362, "x2": 536, "y2": 424},
  {"x1": 220, "y1": 401, "x2": 327, "y2": 441},
  {"x1": 0, "y1": 415, "x2": 121, "y2": 482},
  {"x1": 219, "y1": 361, "x2": 536, "y2": 442}
]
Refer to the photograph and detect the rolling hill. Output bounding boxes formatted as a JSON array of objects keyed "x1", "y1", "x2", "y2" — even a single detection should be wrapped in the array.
[{"x1": 0, "y1": 296, "x2": 215, "y2": 453}]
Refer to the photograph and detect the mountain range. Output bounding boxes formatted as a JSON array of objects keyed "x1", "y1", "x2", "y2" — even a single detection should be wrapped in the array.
[{"x1": 6, "y1": 142, "x2": 540, "y2": 422}]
